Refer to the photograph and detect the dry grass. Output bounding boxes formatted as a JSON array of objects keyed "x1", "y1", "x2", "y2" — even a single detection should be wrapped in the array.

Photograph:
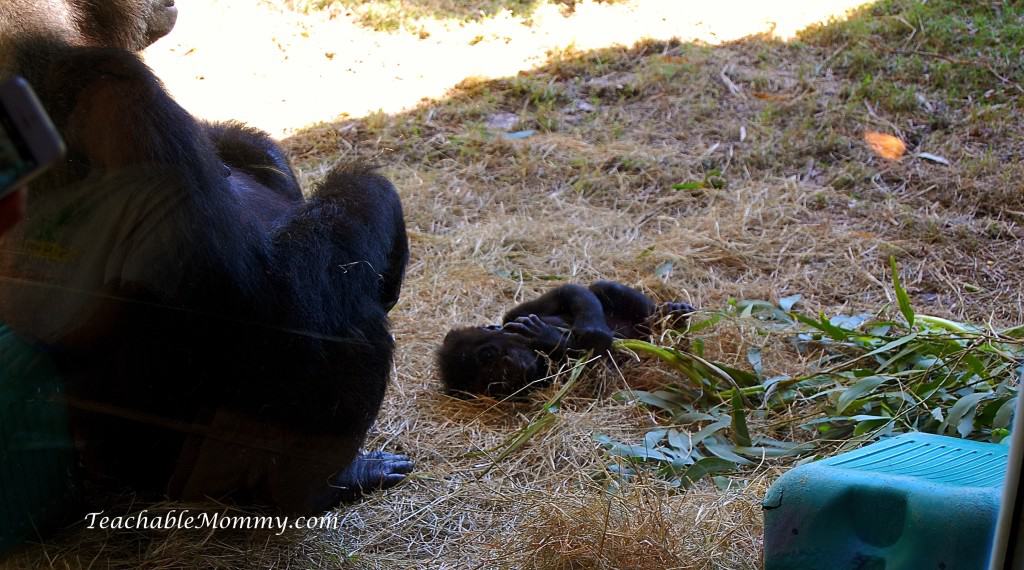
[{"x1": 7, "y1": 0, "x2": 1024, "y2": 568}]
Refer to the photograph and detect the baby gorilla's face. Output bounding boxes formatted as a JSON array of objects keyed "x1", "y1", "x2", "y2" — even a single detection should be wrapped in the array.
[{"x1": 438, "y1": 326, "x2": 546, "y2": 398}]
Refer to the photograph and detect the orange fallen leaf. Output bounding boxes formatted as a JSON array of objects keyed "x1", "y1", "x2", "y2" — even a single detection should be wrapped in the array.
[
  {"x1": 752, "y1": 91, "x2": 792, "y2": 101},
  {"x1": 864, "y1": 131, "x2": 906, "y2": 160}
]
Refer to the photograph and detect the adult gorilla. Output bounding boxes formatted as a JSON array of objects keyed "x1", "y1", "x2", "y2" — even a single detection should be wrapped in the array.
[{"x1": 0, "y1": 2, "x2": 411, "y2": 518}]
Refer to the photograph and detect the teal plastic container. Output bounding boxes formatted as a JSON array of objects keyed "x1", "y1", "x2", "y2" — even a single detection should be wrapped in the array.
[
  {"x1": 763, "y1": 433, "x2": 1008, "y2": 570},
  {"x1": 0, "y1": 327, "x2": 76, "y2": 553}
]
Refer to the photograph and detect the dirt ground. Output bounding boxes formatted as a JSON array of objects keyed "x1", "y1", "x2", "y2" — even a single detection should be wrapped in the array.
[{"x1": 8, "y1": 0, "x2": 1024, "y2": 568}]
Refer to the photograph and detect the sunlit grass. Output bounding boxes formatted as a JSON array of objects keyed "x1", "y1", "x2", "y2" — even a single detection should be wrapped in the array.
[{"x1": 144, "y1": 0, "x2": 874, "y2": 136}]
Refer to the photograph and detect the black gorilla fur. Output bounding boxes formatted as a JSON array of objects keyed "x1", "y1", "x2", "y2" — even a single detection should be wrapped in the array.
[
  {"x1": 0, "y1": 43, "x2": 411, "y2": 514},
  {"x1": 438, "y1": 281, "x2": 694, "y2": 399}
]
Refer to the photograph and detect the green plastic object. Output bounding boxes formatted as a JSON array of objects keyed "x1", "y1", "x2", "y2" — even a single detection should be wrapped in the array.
[
  {"x1": 0, "y1": 326, "x2": 76, "y2": 553},
  {"x1": 763, "y1": 432, "x2": 1008, "y2": 570}
]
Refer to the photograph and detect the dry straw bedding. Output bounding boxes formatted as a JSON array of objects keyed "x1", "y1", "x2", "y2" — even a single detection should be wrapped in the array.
[{"x1": 10, "y1": 19, "x2": 1024, "y2": 570}]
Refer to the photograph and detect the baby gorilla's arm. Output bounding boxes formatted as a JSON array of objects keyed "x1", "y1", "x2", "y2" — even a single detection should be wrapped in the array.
[
  {"x1": 503, "y1": 284, "x2": 614, "y2": 356},
  {"x1": 502, "y1": 285, "x2": 604, "y2": 328}
]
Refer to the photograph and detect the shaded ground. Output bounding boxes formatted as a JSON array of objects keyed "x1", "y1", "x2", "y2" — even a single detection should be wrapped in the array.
[{"x1": 6, "y1": 0, "x2": 1024, "y2": 568}]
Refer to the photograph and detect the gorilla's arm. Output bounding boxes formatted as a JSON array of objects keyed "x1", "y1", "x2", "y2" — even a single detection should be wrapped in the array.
[{"x1": 502, "y1": 284, "x2": 614, "y2": 356}]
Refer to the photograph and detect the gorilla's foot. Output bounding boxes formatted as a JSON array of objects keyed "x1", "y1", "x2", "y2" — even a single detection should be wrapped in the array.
[{"x1": 661, "y1": 301, "x2": 696, "y2": 317}]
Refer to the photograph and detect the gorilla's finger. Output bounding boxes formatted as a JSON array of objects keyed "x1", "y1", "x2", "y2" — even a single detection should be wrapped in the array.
[{"x1": 386, "y1": 460, "x2": 415, "y2": 474}]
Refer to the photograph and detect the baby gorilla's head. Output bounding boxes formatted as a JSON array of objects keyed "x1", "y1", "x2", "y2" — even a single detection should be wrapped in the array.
[{"x1": 437, "y1": 326, "x2": 547, "y2": 399}]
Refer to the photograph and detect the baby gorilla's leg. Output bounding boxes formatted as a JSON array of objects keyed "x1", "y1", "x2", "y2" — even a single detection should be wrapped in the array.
[
  {"x1": 660, "y1": 302, "x2": 697, "y2": 317},
  {"x1": 588, "y1": 281, "x2": 657, "y2": 338},
  {"x1": 655, "y1": 301, "x2": 697, "y2": 330}
]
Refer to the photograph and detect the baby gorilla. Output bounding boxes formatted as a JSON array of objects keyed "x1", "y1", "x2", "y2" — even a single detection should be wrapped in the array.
[{"x1": 438, "y1": 281, "x2": 694, "y2": 398}]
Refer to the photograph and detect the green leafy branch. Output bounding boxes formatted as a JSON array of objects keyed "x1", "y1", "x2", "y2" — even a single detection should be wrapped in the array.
[{"x1": 598, "y1": 257, "x2": 1023, "y2": 486}]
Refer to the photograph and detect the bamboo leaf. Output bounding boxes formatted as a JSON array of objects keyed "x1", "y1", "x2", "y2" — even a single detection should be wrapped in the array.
[
  {"x1": 1001, "y1": 324, "x2": 1024, "y2": 338},
  {"x1": 644, "y1": 429, "x2": 668, "y2": 449},
  {"x1": 865, "y1": 333, "x2": 918, "y2": 359},
  {"x1": 677, "y1": 457, "x2": 735, "y2": 487},
  {"x1": 916, "y1": 314, "x2": 980, "y2": 334},
  {"x1": 734, "y1": 442, "x2": 815, "y2": 458},
  {"x1": 994, "y1": 397, "x2": 1018, "y2": 429},
  {"x1": 875, "y1": 342, "x2": 922, "y2": 373},
  {"x1": 544, "y1": 354, "x2": 590, "y2": 408},
  {"x1": 632, "y1": 390, "x2": 683, "y2": 412},
  {"x1": 684, "y1": 351, "x2": 742, "y2": 389},
  {"x1": 714, "y1": 362, "x2": 760, "y2": 387},
  {"x1": 614, "y1": 339, "x2": 710, "y2": 388},
  {"x1": 793, "y1": 312, "x2": 850, "y2": 340},
  {"x1": 731, "y1": 391, "x2": 752, "y2": 447},
  {"x1": 737, "y1": 299, "x2": 777, "y2": 318},
  {"x1": 890, "y1": 256, "x2": 915, "y2": 327},
  {"x1": 747, "y1": 347, "x2": 763, "y2": 379},
  {"x1": 654, "y1": 260, "x2": 674, "y2": 280},
  {"x1": 940, "y1": 392, "x2": 991, "y2": 437},
  {"x1": 673, "y1": 411, "x2": 718, "y2": 424},
  {"x1": 837, "y1": 375, "x2": 888, "y2": 414},
  {"x1": 667, "y1": 429, "x2": 693, "y2": 455},
  {"x1": 778, "y1": 294, "x2": 802, "y2": 311},
  {"x1": 703, "y1": 436, "x2": 754, "y2": 465},
  {"x1": 976, "y1": 397, "x2": 1011, "y2": 428},
  {"x1": 830, "y1": 313, "x2": 872, "y2": 331},
  {"x1": 691, "y1": 417, "x2": 731, "y2": 445},
  {"x1": 853, "y1": 417, "x2": 892, "y2": 436},
  {"x1": 488, "y1": 414, "x2": 556, "y2": 468},
  {"x1": 606, "y1": 443, "x2": 672, "y2": 462},
  {"x1": 687, "y1": 312, "x2": 723, "y2": 334},
  {"x1": 483, "y1": 357, "x2": 589, "y2": 472},
  {"x1": 752, "y1": 436, "x2": 807, "y2": 449},
  {"x1": 673, "y1": 181, "x2": 704, "y2": 191},
  {"x1": 799, "y1": 415, "x2": 887, "y2": 430}
]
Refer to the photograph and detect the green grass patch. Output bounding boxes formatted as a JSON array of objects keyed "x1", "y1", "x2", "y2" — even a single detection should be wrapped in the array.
[{"x1": 802, "y1": 0, "x2": 1024, "y2": 105}]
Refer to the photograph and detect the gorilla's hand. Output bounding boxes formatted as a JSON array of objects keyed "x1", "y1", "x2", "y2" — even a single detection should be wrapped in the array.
[
  {"x1": 330, "y1": 450, "x2": 413, "y2": 502},
  {"x1": 504, "y1": 314, "x2": 564, "y2": 352}
]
